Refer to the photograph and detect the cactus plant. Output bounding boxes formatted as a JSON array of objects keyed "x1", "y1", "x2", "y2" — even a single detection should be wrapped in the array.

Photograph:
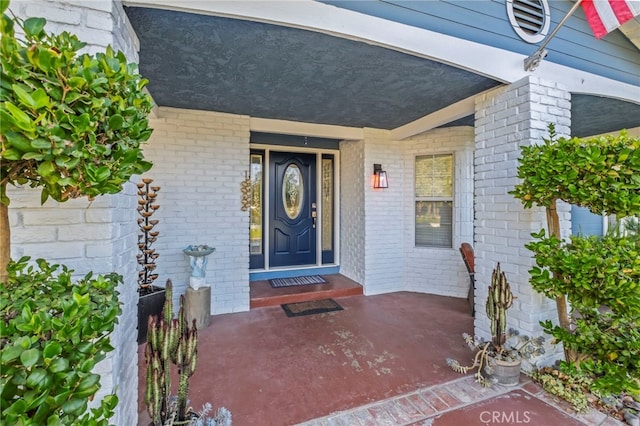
[
  {"x1": 486, "y1": 262, "x2": 514, "y2": 350},
  {"x1": 446, "y1": 263, "x2": 545, "y2": 387},
  {"x1": 145, "y1": 280, "x2": 198, "y2": 425}
]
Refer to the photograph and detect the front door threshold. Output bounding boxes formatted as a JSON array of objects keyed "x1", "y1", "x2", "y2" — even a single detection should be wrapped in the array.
[
  {"x1": 249, "y1": 274, "x2": 363, "y2": 309},
  {"x1": 249, "y1": 265, "x2": 339, "y2": 281}
]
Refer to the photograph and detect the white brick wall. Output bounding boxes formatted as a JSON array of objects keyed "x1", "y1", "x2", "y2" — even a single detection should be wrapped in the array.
[
  {"x1": 403, "y1": 127, "x2": 475, "y2": 297},
  {"x1": 474, "y1": 76, "x2": 571, "y2": 365},
  {"x1": 111, "y1": 0, "x2": 140, "y2": 61},
  {"x1": 142, "y1": 107, "x2": 251, "y2": 314},
  {"x1": 106, "y1": 182, "x2": 139, "y2": 426},
  {"x1": 8, "y1": 187, "x2": 139, "y2": 425},
  {"x1": 338, "y1": 139, "x2": 366, "y2": 284},
  {"x1": 339, "y1": 126, "x2": 473, "y2": 298},
  {"x1": 8, "y1": 1, "x2": 141, "y2": 424},
  {"x1": 363, "y1": 128, "x2": 404, "y2": 295}
]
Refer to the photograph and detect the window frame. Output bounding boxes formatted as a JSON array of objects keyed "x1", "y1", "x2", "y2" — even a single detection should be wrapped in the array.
[{"x1": 414, "y1": 153, "x2": 455, "y2": 248}]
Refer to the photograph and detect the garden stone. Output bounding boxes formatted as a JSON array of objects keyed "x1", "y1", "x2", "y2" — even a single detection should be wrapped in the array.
[
  {"x1": 624, "y1": 411, "x2": 639, "y2": 426},
  {"x1": 600, "y1": 396, "x2": 618, "y2": 407},
  {"x1": 623, "y1": 397, "x2": 640, "y2": 412}
]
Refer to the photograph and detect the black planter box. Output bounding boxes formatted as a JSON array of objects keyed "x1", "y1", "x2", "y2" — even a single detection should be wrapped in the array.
[{"x1": 137, "y1": 287, "x2": 166, "y2": 344}]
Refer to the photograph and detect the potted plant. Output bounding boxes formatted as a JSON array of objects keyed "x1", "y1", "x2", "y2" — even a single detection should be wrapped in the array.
[
  {"x1": 446, "y1": 263, "x2": 545, "y2": 386},
  {"x1": 137, "y1": 178, "x2": 166, "y2": 343},
  {"x1": 145, "y1": 280, "x2": 231, "y2": 426}
]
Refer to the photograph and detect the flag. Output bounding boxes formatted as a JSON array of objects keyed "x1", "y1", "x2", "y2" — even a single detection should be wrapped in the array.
[{"x1": 581, "y1": 0, "x2": 640, "y2": 39}]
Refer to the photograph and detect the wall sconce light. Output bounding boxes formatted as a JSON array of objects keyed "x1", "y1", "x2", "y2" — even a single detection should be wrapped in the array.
[{"x1": 373, "y1": 164, "x2": 388, "y2": 189}]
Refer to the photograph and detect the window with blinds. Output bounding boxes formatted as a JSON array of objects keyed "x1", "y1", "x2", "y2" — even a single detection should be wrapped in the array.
[{"x1": 415, "y1": 154, "x2": 453, "y2": 248}]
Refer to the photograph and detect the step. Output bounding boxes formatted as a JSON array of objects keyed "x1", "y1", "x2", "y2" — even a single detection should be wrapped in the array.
[{"x1": 250, "y1": 274, "x2": 363, "y2": 309}]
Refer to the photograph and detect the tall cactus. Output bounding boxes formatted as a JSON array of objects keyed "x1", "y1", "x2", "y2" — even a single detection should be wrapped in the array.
[
  {"x1": 173, "y1": 294, "x2": 198, "y2": 421},
  {"x1": 486, "y1": 263, "x2": 515, "y2": 349},
  {"x1": 145, "y1": 280, "x2": 199, "y2": 425}
]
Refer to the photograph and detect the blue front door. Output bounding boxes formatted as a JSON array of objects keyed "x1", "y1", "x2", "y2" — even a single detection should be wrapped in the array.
[{"x1": 269, "y1": 152, "x2": 317, "y2": 267}]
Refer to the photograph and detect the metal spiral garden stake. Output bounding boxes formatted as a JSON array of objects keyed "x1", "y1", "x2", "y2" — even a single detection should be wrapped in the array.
[
  {"x1": 486, "y1": 262, "x2": 514, "y2": 349},
  {"x1": 137, "y1": 178, "x2": 160, "y2": 294},
  {"x1": 146, "y1": 280, "x2": 199, "y2": 425}
]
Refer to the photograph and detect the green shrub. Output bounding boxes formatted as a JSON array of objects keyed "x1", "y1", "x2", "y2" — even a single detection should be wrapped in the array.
[
  {"x1": 533, "y1": 366, "x2": 593, "y2": 412},
  {"x1": 0, "y1": 6, "x2": 153, "y2": 205},
  {"x1": 511, "y1": 127, "x2": 640, "y2": 216},
  {"x1": 512, "y1": 126, "x2": 640, "y2": 397},
  {"x1": 0, "y1": 257, "x2": 122, "y2": 425},
  {"x1": 528, "y1": 231, "x2": 640, "y2": 396},
  {"x1": 528, "y1": 232, "x2": 639, "y2": 316}
]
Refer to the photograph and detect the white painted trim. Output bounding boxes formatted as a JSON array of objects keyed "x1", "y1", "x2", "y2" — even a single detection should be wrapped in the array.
[
  {"x1": 124, "y1": 0, "x2": 640, "y2": 106},
  {"x1": 316, "y1": 152, "x2": 322, "y2": 267},
  {"x1": 333, "y1": 148, "x2": 341, "y2": 266},
  {"x1": 264, "y1": 149, "x2": 271, "y2": 268},
  {"x1": 250, "y1": 117, "x2": 363, "y2": 140},
  {"x1": 390, "y1": 90, "x2": 494, "y2": 140},
  {"x1": 587, "y1": 126, "x2": 640, "y2": 138},
  {"x1": 249, "y1": 144, "x2": 341, "y2": 272},
  {"x1": 251, "y1": 144, "x2": 339, "y2": 154}
]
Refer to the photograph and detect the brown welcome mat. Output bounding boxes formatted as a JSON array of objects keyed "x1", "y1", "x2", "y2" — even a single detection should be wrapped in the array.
[
  {"x1": 269, "y1": 275, "x2": 327, "y2": 288},
  {"x1": 281, "y1": 299, "x2": 343, "y2": 317}
]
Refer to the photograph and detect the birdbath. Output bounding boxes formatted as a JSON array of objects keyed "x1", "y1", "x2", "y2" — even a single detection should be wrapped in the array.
[
  {"x1": 183, "y1": 244, "x2": 215, "y2": 289},
  {"x1": 183, "y1": 244, "x2": 215, "y2": 328}
]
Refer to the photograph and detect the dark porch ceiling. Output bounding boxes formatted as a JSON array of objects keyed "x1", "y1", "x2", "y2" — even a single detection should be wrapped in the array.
[{"x1": 124, "y1": 7, "x2": 640, "y2": 138}]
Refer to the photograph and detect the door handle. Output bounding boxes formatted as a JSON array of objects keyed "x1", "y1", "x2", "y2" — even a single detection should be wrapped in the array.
[{"x1": 311, "y1": 210, "x2": 317, "y2": 228}]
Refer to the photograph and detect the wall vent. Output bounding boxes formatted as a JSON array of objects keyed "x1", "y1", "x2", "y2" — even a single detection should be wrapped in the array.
[{"x1": 507, "y1": 0, "x2": 550, "y2": 44}]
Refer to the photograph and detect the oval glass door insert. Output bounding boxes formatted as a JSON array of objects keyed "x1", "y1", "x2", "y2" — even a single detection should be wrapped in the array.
[{"x1": 283, "y1": 164, "x2": 303, "y2": 219}]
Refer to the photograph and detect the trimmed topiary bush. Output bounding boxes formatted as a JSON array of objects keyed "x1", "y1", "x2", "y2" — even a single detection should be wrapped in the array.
[
  {"x1": 0, "y1": 0, "x2": 154, "y2": 278},
  {"x1": 511, "y1": 125, "x2": 640, "y2": 397}
]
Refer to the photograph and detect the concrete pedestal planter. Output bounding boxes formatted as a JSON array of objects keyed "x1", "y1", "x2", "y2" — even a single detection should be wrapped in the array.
[
  {"x1": 185, "y1": 286, "x2": 211, "y2": 329},
  {"x1": 137, "y1": 286, "x2": 166, "y2": 344},
  {"x1": 484, "y1": 357, "x2": 522, "y2": 386}
]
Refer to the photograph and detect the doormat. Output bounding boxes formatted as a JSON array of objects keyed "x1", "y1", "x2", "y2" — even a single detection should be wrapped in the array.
[
  {"x1": 281, "y1": 299, "x2": 343, "y2": 317},
  {"x1": 269, "y1": 275, "x2": 327, "y2": 288}
]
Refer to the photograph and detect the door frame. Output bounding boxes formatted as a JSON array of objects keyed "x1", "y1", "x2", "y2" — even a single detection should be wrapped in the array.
[{"x1": 250, "y1": 144, "x2": 340, "y2": 272}]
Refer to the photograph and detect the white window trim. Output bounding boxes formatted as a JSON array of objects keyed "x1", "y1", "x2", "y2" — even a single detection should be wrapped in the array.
[{"x1": 414, "y1": 153, "x2": 455, "y2": 248}]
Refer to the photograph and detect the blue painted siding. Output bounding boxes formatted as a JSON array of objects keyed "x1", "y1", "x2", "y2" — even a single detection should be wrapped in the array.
[
  {"x1": 319, "y1": 0, "x2": 640, "y2": 86},
  {"x1": 571, "y1": 206, "x2": 603, "y2": 236}
]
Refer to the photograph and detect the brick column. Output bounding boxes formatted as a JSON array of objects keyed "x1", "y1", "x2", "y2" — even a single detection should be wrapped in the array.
[
  {"x1": 473, "y1": 76, "x2": 571, "y2": 365},
  {"x1": 9, "y1": 1, "x2": 142, "y2": 424}
]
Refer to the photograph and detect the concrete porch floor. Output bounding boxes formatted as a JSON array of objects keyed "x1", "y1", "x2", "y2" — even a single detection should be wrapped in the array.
[{"x1": 137, "y1": 292, "x2": 622, "y2": 425}]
